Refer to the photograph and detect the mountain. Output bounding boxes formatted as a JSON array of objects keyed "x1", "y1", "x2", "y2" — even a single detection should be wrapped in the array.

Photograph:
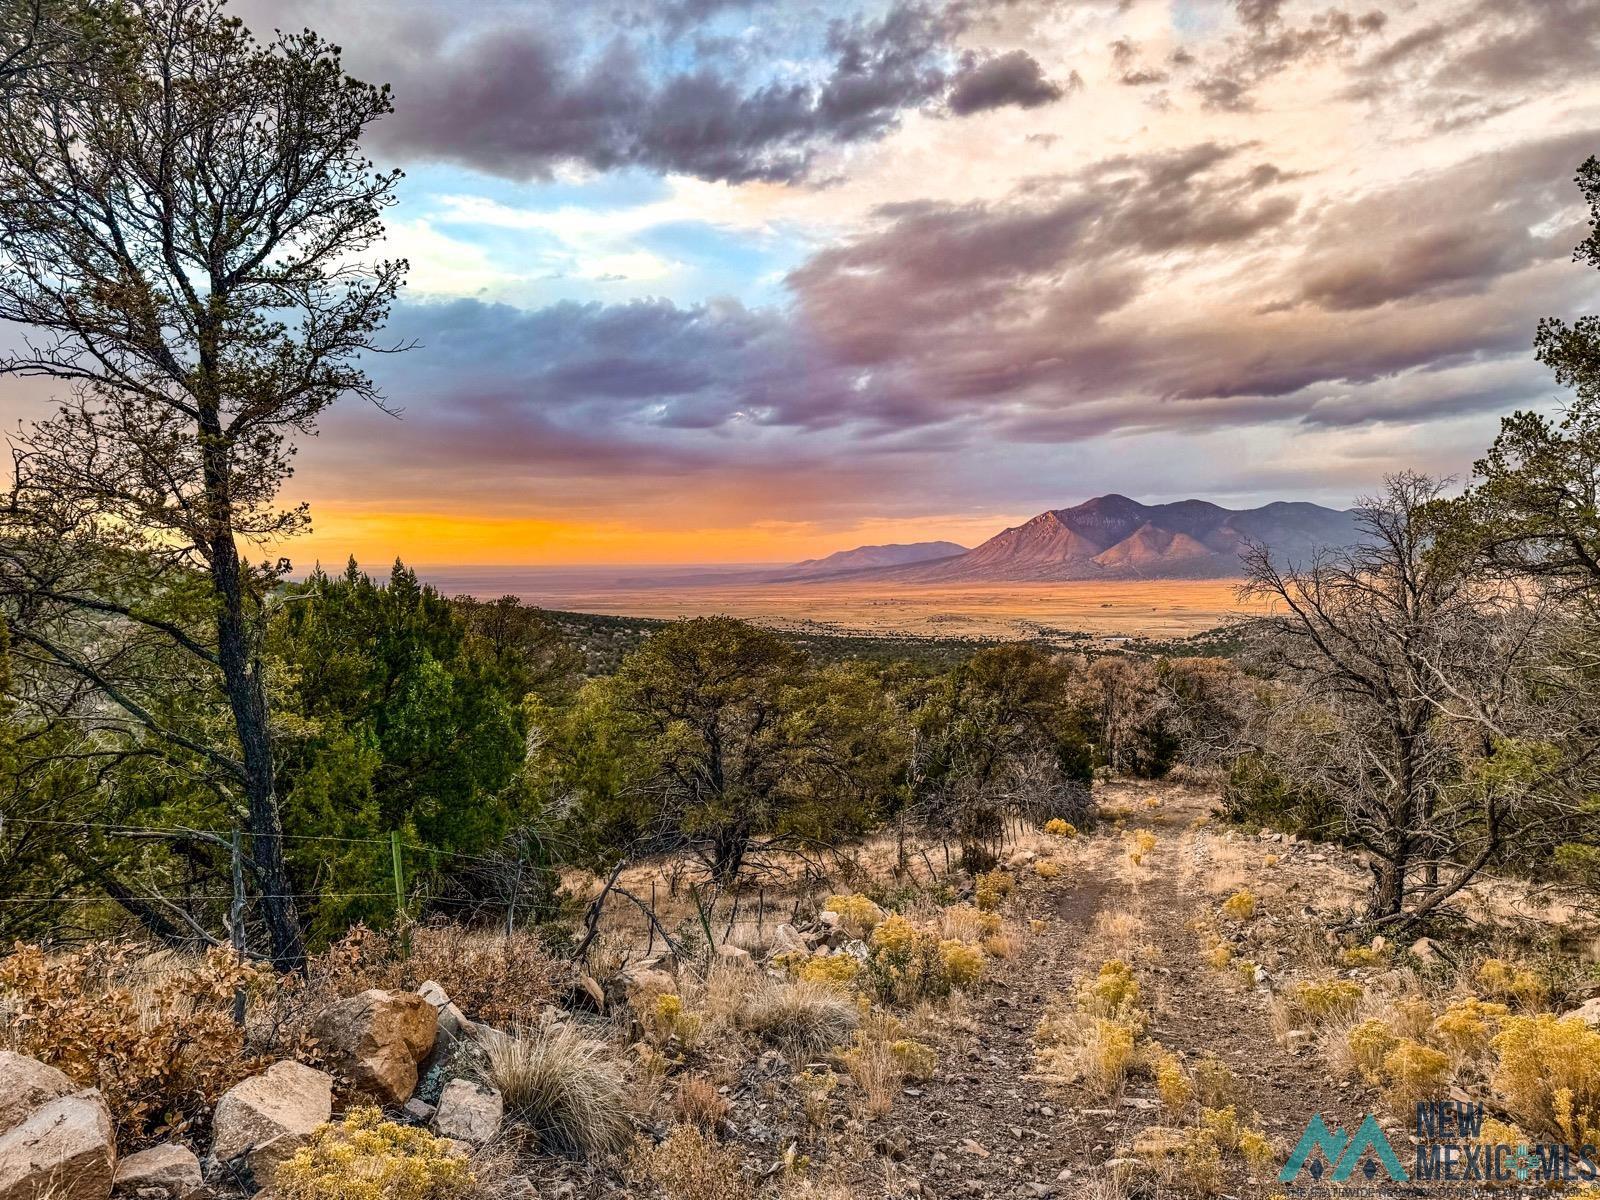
[
  {"x1": 775, "y1": 541, "x2": 968, "y2": 581},
  {"x1": 861, "y1": 495, "x2": 1359, "y2": 583}
]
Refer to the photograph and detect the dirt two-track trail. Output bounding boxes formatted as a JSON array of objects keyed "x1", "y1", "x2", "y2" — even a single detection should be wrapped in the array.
[{"x1": 851, "y1": 779, "x2": 1380, "y2": 1200}]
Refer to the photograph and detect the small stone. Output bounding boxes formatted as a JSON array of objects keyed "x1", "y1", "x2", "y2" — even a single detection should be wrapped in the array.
[
  {"x1": 1409, "y1": 937, "x2": 1443, "y2": 964},
  {"x1": 114, "y1": 1142, "x2": 203, "y2": 1198},
  {"x1": 403, "y1": 1098, "x2": 436, "y2": 1124},
  {"x1": 959, "y1": 1138, "x2": 989, "y2": 1158},
  {"x1": 716, "y1": 943, "x2": 754, "y2": 969}
]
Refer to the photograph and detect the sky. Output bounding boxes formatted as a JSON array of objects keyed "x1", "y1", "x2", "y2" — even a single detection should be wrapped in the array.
[{"x1": 15, "y1": 0, "x2": 1600, "y2": 566}]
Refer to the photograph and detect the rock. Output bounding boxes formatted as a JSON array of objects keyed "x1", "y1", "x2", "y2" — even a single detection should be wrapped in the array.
[
  {"x1": 416, "y1": 981, "x2": 469, "y2": 1046},
  {"x1": 768, "y1": 924, "x2": 809, "y2": 958},
  {"x1": 1567, "y1": 997, "x2": 1600, "y2": 1029},
  {"x1": 0, "y1": 1087, "x2": 116, "y2": 1200},
  {"x1": 313, "y1": 989, "x2": 437, "y2": 1105},
  {"x1": 817, "y1": 911, "x2": 842, "y2": 930},
  {"x1": 210, "y1": 1060, "x2": 333, "y2": 1185},
  {"x1": 433, "y1": 1080, "x2": 502, "y2": 1146},
  {"x1": 1409, "y1": 937, "x2": 1444, "y2": 964},
  {"x1": 617, "y1": 967, "x2": 675, "y2": 999},
  {"x1": 1006, "y1": 849, "x2": 1036, "y2": 868},
  {"x1": 113, "y1": 1143, "x2": 202, "y2": 1199},
  {"x1": 1131, "y1": 1126, "x2": 1189, "y2": 1158},
  {"x1": 402, "y1": 1098, "x2": 437, "y2": 1124},
  {"x1": 715, "y1": 944, "x2": 754, "y2": 969},
  {"x1": 0, "y1": 1052, "x2": 79, "y2": 1137}
]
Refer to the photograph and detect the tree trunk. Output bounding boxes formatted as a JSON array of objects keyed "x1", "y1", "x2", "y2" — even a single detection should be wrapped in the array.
[
  {"x1": 709, "y1": 825, "x2": 749, "y2": 887},
  {"x1": 202, "y1": 419, "x2": 304, "y2": 972},
  {"x1": 1368, "y1": 854, "x2": 1406, "y2": 920}
]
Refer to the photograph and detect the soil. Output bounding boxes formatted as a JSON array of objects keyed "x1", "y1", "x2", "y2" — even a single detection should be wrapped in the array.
[{"x1": 851, "y1": 778, "x2": 1383, "y2": 1200}]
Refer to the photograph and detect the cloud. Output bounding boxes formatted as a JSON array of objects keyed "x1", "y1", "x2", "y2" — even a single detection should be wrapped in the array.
[
  {"x1": 1345, "y1": 0, "x2": 1600, "y2": 130},
  {"x1": 948, "y1": 49, "x2": 1069, "y2": 114},
  {"x1": 1192, "y1": 2, "x2": 1386, "y2": 112},
  {"x1": 288, "y1": 0, "x2": 1069, "y2": 185}
]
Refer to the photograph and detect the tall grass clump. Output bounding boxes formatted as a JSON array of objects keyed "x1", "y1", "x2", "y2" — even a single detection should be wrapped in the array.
[{"x1": 481, "y1": 1020, "x2": 634, "y2": 1157}]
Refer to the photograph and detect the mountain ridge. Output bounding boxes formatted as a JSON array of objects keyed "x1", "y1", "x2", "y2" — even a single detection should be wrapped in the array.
[{"x1": 816, "y1": 495, "x2": 1360, "y2": 583}]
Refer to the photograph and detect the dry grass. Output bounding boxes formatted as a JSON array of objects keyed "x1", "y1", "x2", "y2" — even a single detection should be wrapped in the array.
[
  {"x1": 738, "y1": 977, "x2": 860, "y2": 1057},
  {"x1": 481, "y1": 1019, "x2": 634, "y2": 1158},
  {"x1": 635, "y1": 1124, "x2": 750, "y2": 1200},
  {"x1": 673, "y1": 1075, "x2": 731, "y2": 1130},
  {"x1": 839, "y1": 1015, "x2": 909, "y2": 1118}
]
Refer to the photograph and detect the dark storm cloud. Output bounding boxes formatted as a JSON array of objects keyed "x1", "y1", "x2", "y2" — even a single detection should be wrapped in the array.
[
  {"x1": 948, "y1": 49, "x2": 1068, "y2": 114},
  {"x1": 314, "y1": 0, "x2": 1069, "y2": 184}
]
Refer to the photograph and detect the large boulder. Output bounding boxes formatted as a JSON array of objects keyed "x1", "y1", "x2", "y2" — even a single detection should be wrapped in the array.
[
  {"x1": 0, "y1": 1053, "x2": 78, "y2": 1138},
  {"x1": 1568, "y1": 996, "x2": 1600, "y2": 1029},
  {"x1": 432, "y1": 1080, "x2": 502, "y2": 1146},
  {"x1": 210, "y1": 1060, "x2": 332, "y2": 1186},
  {"x1": 312, "y1": 990, "x2": 437, "y2": 1105},
  {"x1": 113, "y1": 1144, "x2": 201, "y2": 1198},
  {"x1": 0, "y1": 1091, "x2": 116, "y2": 1200}
]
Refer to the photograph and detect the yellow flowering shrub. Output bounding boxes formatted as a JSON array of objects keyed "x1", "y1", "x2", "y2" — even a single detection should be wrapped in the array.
[
  {"x1": 1238, "y1": 1128, "x2": 1275, "y2": 1171},
  {"x1": 1127, "y1": 830, "x2": 1158, "y2": 864},
  {"x1": 1290, "y1": 979, "x2": 1363, "y2": 1024},
  {"x1": 1391, "y1": 997, "x2": 1436, "y2": 1041},
  {"x1": 1205, "y1": 942, "x2": 1234, "y2": 971},
  {"x1": 1491, "y1": 1014, "x2": 1600, "y2": 1146},
  {"x1": 796, "y1": 954, "x2": 861, "y2": 993},
  {"x1": 1083, "y1": 1017, "x2": 1138, "y2": 1092},
  {"x1": 869, "y1": 914, "x2": 921, "y2": 959},
  {"x1": 1193, "y1": 1055, "x2": 1240, "y2": 1108},
  {"x1": 825, "y1": 894, "x2": 885, "y2": 937},
  {"x1": 1432, "y1": 997, "x2": 1510, "y2": 1060},
  {"x1": 1035, "y1": 860, "x2": 1062, "y2": 880},
  {"x1": 1081, "y1": 959, "x2": 1141, "y2": 1018},
  {"x1": 938, "y1": 940, "x2": 985, "y2": 990},
  {"x1": 274, "y1": 1108, "x2": 472, "y2": 1200},
  {"x1": 1044, "y1": 818, "x2": 1077, "y2": 837},
  {"x1": 1155, "y1": 1052, "x2": 1193, "y2": 1114},
  {"x1": 1347, "y1": 1019, "x2": 1398, "y2": 1081},
  {"x1": 975, "y1": 870, "x2": 1014, "y2": 912},
  {"x1": 889, "y1": 1038, "x2": 938, "y2": 1080},
  {"x1": 1382, "y1": 1040, "x2": 1451, "y2": 1114},
  {"x1": 1221, "y1": 890, "x2": 1257, "y2": 921},
  {"x1": 1476, "y1": 1117, "x2": 1526, "y2": 1146},
  {"x1": 644, "y1": 991, "x2": 705, "y2": 1048},
  {"x1": 1475, "y1": 959, "x2": 1548, "y2": 1009}
]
